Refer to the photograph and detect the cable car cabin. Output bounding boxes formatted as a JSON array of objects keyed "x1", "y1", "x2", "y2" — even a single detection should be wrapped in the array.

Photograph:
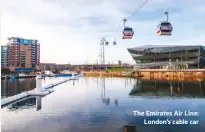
[
  {"x1": 157, "y1": 22, "x2": 173, "y2": 36},
  {"x1": 123, "y1": 27, "x2": 134, "y2": 39}
]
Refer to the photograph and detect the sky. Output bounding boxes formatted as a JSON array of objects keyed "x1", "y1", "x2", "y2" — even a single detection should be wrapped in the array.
[{"x1": 1, "y1": 0, "x2": 205, "y2": 64}]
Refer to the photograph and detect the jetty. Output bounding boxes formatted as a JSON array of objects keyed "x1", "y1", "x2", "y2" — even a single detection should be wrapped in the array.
[{"x1": 1, "y1": 73, "x2": 83, "y2": 108}]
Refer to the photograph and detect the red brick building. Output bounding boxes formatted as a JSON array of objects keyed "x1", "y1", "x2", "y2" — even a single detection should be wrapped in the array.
[{"x1": 6, "y1": 37, "x2": 40, "y2": 71}]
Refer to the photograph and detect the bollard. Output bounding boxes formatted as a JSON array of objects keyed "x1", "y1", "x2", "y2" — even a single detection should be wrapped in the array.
[{"x1": 36, "y1": 75, "x2": 42, "y2": 93}]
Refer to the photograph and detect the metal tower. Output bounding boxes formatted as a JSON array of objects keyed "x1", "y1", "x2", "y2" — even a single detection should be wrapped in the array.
[{"x1": 100, "y1": 38, "x2": 106, "y2": 64}]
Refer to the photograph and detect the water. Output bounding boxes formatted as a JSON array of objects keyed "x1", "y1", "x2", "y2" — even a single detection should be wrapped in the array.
[
  {"x1": 1, "y1": 78, "x2": 36, "y2": 99},
  {"x1": 1, "y1": 77, "x2": 205, "y2": 132},
  {"x1": 1, "y1": 77, "x2": 65, "y2": 99}
]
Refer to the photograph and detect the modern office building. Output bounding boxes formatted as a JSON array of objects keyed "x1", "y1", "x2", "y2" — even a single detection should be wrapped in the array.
[
  {"x1": 1, "y1": 37, "x2": 40, "y2": 71},
  {"x1": 1, "y1": 45, "x2": 10, "y2": 68},
  {"x1": 127, "y1": 45, "x2": 205, "y2": 69}
]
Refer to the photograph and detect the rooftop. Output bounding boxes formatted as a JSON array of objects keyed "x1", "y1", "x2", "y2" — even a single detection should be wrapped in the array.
[
  {"x1": 7, "y1": 37, "x2": 38, "y2": 41},
  {"x1": 127, "y1": 45, "x2": 205, "y2": 53},
  {"x1": 128, "y1": 45, "x2": 203, "y2": 49}
]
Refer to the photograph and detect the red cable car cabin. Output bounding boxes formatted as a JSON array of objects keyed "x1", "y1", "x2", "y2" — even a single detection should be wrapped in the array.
[
  {"x1": 156, "y1": 22, "x2": 173, "y2": 36},
  {"x1": 122, "y1": 27, "x2": 134, "y2": 39}
]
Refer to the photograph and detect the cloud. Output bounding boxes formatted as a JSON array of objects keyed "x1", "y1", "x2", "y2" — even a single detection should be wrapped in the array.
[
  {"x1": 195, "y1": 6, "x2": 205, "y2": 13},
  {"x1": 1, "y1": 0, "x2": 205, "y2": 64}
]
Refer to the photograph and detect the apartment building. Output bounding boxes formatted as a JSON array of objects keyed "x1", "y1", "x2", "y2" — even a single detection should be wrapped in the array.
[{"x1": 2, "y1": 37, "x2": 40, "y2": 71}]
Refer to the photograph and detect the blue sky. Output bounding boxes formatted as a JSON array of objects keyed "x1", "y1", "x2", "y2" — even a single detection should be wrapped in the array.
[{"x1": 1, "y1": 0, "x2": 205, "y2": 64}]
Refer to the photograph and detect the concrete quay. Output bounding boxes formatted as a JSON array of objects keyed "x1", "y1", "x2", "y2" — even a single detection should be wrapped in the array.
[{"x1": 83, "y1": 69, "x2": 205, "y2": 82}]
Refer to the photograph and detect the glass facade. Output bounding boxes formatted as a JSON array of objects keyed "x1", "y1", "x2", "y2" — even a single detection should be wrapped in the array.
[
  {"x1": 9, "y1": 37, "x2": 38, "y2": 45},
  {"x1": 1, "y1": 45, "x2": 10, "y2": 67},
  {"x1": 128, "y1": 45, "x2": 205, "y2": 69}
]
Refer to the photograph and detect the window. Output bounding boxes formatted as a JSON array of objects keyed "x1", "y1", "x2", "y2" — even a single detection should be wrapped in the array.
[
  {"x1": 161, "y1": 22, "x2": 170, "y2": 26},
  {"x1": 161, "y1": 30, "x2": 171, "y2": 32}
]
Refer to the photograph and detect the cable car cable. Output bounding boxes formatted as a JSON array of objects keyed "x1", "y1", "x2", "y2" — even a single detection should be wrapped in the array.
[
  {"x1": 125, "y1": 0, "x2": 149, "y2": 21},
  {"x1": 122, "y1": 0, "x2": 149, "y2": 39},
  {"x1": 112, "y1": 0, "x2": 150, "y2": 32},
  {"x1": 113, "y1": 0, "x2": 149, "y2": 30},
  {"x1": 101, "y1": 0, "x2": 150, "y2": 41},
  {"x1": 123, "y1": 0, "x2": 149, "y2": 28}
]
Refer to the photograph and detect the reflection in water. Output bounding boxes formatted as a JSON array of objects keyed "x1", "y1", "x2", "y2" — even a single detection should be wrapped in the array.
[
  {"x1": 73, "y1": 80, "x2": 75, "y2": 86},
  {"x1": 114, "y1": 99, "x2": 118, "y2": 107},
  {"x1": 100, "y1": 77, "x2": 119, "y2": 107},
  {"x1": 1, "y1": 78, "x2": 36, "y2": 99},
  {"x1": 1, "y1": 77, "x2": 67, "y2": 99},
  {"x1": 101, "y1": 77, "x2": 105, "y2": 99},
  {"x1": 36, "y1": 96, "x2": 42, "y2": 111},
  {"x1": 124, "y1": 78, "x2": 132, "y2": 88},
  {"x1": 100, "y1": 77, "x2": 109, "y2": 105},
  {"x1": 1, "y1": 77, "x2": 205, "y2": 132},
  {"x1": 84, "y1": 77, "x2": 88, "y2": 88},
  {"x1": 130, "y1": 79, "x2": 205, "y2": 98},
  {"x1": 6, "y1": 96, "x2": 42, "y2": 111}
]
